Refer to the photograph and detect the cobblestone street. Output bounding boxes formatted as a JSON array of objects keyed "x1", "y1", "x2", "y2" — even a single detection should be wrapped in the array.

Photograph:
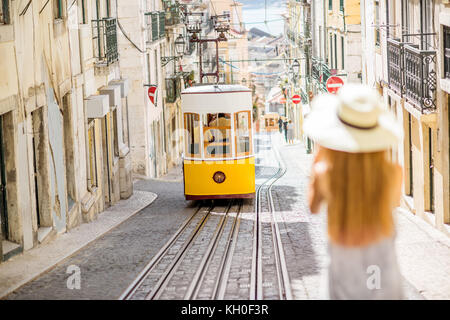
[{"x1": 2, "y1": 133, "x2": 449, "y2": 300}]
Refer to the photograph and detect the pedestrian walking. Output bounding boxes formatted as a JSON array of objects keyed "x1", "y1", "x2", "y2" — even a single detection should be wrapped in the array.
[
  {"x1": 282, "y1": 118, "x2": 288, "y2": 143},
  {"x1": 278, "y1": 117, "x2": 283, "y2": 134},
  {"x1": 287, "y1": 120, "x2": 294, "y2": 144},
  {"x1": 304, "y1": 84, "x2": 404, "y2": 300}
]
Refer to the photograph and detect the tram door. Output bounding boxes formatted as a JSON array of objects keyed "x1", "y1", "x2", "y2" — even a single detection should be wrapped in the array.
[{"x1": 0, "y1": 115, "x2": 8, "y2": 240}]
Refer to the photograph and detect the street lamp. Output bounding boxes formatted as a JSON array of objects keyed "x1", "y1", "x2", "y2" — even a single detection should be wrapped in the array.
[
  {"x1": 175, "y1": 34, "x2": 186, "y2": 56},
  {"x1": 291, "y1": 59, "x2": 300, "y2": 75}
]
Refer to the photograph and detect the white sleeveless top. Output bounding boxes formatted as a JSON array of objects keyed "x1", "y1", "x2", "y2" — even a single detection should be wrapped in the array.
[{"x1": 327, "y1": 234, "x2": 403, "y2": 300}]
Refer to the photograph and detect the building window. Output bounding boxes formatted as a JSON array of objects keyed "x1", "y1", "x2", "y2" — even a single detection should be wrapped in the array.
[
  {"x1": 340, "y1": 0, "x2": 344, "y2": 12},
  {"x1": 444, "y1": 26, "x2": 450, "y2": 79},
  {"x1": 79, "y1": 0, "x2": 87, "y2": 24},
  {"x1": 184, "y1": 113, "x2": 200, "y2": 158},
  {"x1": 329, "y1": 0, "x2": 332, "y2": 11},
  {"x1": 105, "y1": 0, "x2": 111, "y2": 17},
  {"x1": 0, "y1": 0, "x2": 10, "y2": 24},
  {"x1": 235, "y1": 111, "x2": 252, "y2": 156},
  {"x1": 88, "y1": 120, "x2": 98, "y2": 189},
  {"x1": 0, "y1": 115, "x2": 8, "y2": 240},
  {"x1": 54, "y1": 0, "x2": 63, "y2": 19},
  {"x1": 375, "y1": 0, "x2": 380, "y2": 47},
  {"x1": 341, "y1": 36, "x2": 345, "y2": 70},
  {"x1": 203, "y1": 113, "x2": 231, "y2": 158},
  {"x1": 334, "y1": 34, "x2": 337, "y2": 69},
  {"x1": 111, "y1": 108, "x2": 119, "y2": 157}
]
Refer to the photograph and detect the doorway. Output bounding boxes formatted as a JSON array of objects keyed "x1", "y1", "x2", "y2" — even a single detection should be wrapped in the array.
[{"x1": 0, "y1": 115, "x2": 8, "y2": 240}]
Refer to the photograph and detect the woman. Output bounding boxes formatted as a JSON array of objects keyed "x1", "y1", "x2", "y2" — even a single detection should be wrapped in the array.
[
  {"x1": 287, "y1": 120, "x2": 295, "y2": 144},
  {"x1": 304, "y1": 84, "x2": 404, "y2": 300}
]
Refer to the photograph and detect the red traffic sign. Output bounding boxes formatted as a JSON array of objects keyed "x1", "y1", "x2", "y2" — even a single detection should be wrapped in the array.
[
  {"x1": 148, "y1": 85, "x2": 157, "y2": 105},
  {"x1": 326, "y1": 76, "x2": 344, "y2": 94},
  {"x1": 291, "y1": 94, "x2": 301, "y2": 104}
]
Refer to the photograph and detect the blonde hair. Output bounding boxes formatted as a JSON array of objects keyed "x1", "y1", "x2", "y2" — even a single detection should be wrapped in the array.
[{"x1": 321, "y1": 148, "x2": 400, "y2": 247}]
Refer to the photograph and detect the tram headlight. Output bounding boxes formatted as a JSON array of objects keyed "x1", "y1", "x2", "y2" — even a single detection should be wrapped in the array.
[{"x1": 213, "y1": 171, "x2": 226, "y2": 184}]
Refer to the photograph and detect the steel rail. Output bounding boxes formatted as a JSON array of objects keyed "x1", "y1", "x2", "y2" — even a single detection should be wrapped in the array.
[
  {"x1": 267, "y1": 138, "x2": 293, "y2": 300},
  {"x1": 118, "y1": 205, "x2": 203, "y2": 300},
  {"x1": 184, "y1": 201, "x2": 239, "y2": 300},
  {"x1": 146, "y1": 204, "x2": 215, "y2": 300},
  {"x1": 251, "y1": 133, "x2": 292, "y2": 300},
  {"x1": 211, "y1": 201, "x2": 242, "y2": 300}
]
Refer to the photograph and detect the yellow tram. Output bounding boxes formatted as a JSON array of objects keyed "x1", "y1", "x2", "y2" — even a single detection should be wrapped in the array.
[
  {"x1": 262, "y1": 113, "x2": 280, "y2": 132},
  {"x1": 181, "y1": 84, "x2": 255, "y2": 200}
]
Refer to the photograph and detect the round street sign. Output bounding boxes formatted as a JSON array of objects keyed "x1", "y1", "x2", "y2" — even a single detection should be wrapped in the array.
[
  {"x1": 326, "y1": 76, "x2": 344, "y2": 94},
  {"x1": 291, "y1": 94, "x2": 301, "y2": 104}
]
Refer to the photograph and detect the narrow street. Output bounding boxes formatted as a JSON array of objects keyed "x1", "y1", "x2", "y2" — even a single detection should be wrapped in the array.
[{"x1": 3, "y1": 133, "x2": 448, "y2": 300}]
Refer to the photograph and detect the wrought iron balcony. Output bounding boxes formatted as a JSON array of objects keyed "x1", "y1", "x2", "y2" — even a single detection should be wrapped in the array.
[
  {"x1": 165, "y1": 76, "x2": 182, "y2": 103},
  {"x1": 165, "y1": 4, "x2": 182, "y2": 27},
  {"x1": 386, "y1": 38, "x2": 404, "y2": 94},
  {"x1": 311, "y1": 57, "x2": 331, "y2": 92},
  {"x1": 387, "y1": 38, "x2": 436, "y2": 113},
  {"x1": 92, "y1": 18, "x2": 119, "y2": 66}
]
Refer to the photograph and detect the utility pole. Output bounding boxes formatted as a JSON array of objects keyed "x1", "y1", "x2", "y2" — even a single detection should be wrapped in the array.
[{"x1": 185, "y1": 11, "x2": 230, "y2": 84}]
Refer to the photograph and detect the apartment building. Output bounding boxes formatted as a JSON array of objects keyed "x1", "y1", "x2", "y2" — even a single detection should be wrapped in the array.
[
  {"x1": 0, "y1": 0, "x2": 133, "y2": 263},
  {"x1": 361, "y1": 0, "x2": 449, "y2": 234}
]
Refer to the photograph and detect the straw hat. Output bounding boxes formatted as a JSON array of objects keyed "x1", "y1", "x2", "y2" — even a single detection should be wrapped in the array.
[{"x1": 303, "y1": 84, "x2": 403, "y2": 153}]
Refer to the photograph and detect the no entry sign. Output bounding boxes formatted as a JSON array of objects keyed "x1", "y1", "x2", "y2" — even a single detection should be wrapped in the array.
[
  {"x1": 291, "y1": 94, "x2": 301, "y2": 104},
  {"x1": 326, "y1": 76, "x2": 344, "y2": 94},
  {"x1": 148, "y1": 85, "x2": 157, "y2": 105}
]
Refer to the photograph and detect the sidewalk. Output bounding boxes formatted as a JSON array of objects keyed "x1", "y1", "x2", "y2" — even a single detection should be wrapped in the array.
[{"x1": 0, "y1": 186, "x2": 157, "y2": 299}]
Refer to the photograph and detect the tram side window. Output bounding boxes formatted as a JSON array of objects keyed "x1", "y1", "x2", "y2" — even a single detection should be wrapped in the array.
[
  {"x1": 184, "y1": 113, "x2": 200, "y2": 157},
  {"x1": 235, "y1": 111, "x2": 252, "y2": 156},
  {"x1": 203, "y1": 113, "x2": 231, "y2": 158}
]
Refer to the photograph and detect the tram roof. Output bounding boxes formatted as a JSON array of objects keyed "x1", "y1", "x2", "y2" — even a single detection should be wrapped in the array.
[
  {"x1": 182, "y1": 84, "x2": 252, "y2": 113},
  {"x1": 181, "y1": 84, "x2": 251, "y2": 95}
]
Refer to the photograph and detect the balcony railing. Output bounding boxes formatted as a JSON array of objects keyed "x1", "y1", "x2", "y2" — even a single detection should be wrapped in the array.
[
  {"x1": 92, "y1": 18, "x2": 118, "y2": 66},
  {"x1": 311, "y1": 57, "x2": 331, "y2": 92},
  {"x1": 165, "y1": 4, "x2": 182, "y2": 27},
  {"x1": 165, "y1": 76, "x2": 182, "y2": 103},
  {"x1": 387, "y1": 38, "x2": 437, "y2": 112},
  {"x1": 145, "y1": 11, "x2": 165, "y2": 43}
]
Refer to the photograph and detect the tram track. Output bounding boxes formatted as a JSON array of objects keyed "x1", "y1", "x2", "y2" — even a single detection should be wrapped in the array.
[
  {"x1": 251, "y1": 134, "x2": 292, "y2": 300},
  {"x1": 120, "y1": 133, "x2": 291, "y2": 300},
  {"x1": 119, "y1": 201, "x2": 243, "y2": 300}
]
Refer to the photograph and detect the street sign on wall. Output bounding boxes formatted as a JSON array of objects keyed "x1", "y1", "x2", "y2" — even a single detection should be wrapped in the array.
[
  {"x1": 148, "y1": 85, "x2": 157, "y2": 105},
  {"x1": 279, "y1": 96, "x2": 287, "y2": 104},
  {"x1": 291, "y1": 94, "x2": 301, "y2": 104},
  {"x1": 326, "y1": 76, "x2": 344, "y2": 94}
]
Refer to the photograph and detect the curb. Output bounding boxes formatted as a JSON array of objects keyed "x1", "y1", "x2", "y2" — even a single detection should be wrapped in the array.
[{"x1": 0, "y1": 190, "x2": 157, "y2": 299}]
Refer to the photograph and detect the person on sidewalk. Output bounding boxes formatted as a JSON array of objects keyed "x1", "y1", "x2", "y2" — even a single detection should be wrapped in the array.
[
  {"x1": 287, "y1": 120, "x2": 295, "y2": 144},
  {"x1": 305, "y1": 84, "x2": 404, "y2": 300},
  {"x1": 282, "y1": 118, "x2": 288, "y2": 143},
  {"x1": 278, "y1": 117, "x2": 283, "y2": 134}
]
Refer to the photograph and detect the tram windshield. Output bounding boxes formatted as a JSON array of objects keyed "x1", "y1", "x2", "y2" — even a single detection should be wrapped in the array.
[
  {"x1": 235, "y1": 111, "x2": 252, "y2": 156},
  {"x1": 203, "y1": 113, "x2": 231, "y2": 158},
  {"x1": 184, "y1": 113, "x2": 200, "y2": 157}
]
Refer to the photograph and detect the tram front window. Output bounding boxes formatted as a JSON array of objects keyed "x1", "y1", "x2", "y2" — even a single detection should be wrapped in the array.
[
  {"x1": 184, "y1": 113, "x2": 200, "y2": 157},
  {"x1": 235, "y1": 111, "x2": 251, "y2": 156},
  {"x1": 203, "y1": 113, "x2": 231, "y2": 158}
]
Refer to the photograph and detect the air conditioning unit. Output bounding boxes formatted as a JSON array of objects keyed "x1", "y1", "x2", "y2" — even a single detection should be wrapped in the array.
[{"x1": 85, "y1": 95, "x2": 109, "y2": 119}]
